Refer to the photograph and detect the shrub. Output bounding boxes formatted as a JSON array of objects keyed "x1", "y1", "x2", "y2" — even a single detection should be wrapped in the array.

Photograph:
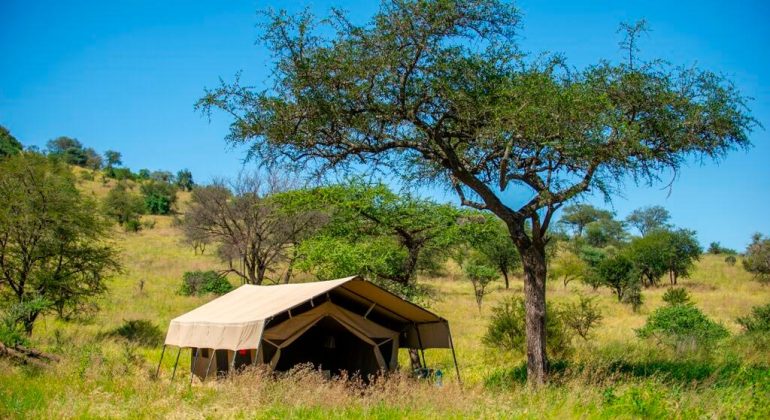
[
  {"x1": 106, "y1": 319, "x2": 163, "y2": 346},
  {"x1": 736, "y1": 303, "x2": 770, "y2": 333},
  {"x1": 483, "y1": 296, "x2": 573, "y2": 359},
  {"x1": 124, "y1": 219, "x2": 142, "y2": 233},
  {"x1": 141, "y1": 218, "x2": 156, "y2": 230},
  {"x1": 637, "y1": 305, "x2": 729, "y2": 353},
  {"x1": 103, "y1": 182, "x2": 144, "y2": 227},
  {"x1": 179, "y1": 270, "x2": 233, "y2": 296},
  {"x1": 595, "y1": 254, "x2": 640, "y2": 304},
  {"x1": 725, "y1": 255, "x2": 737, "y2": 266},
  {"x1": 0, "y1": 298, "x2": 50, "y2": 347},
  {"x1": 561, "y1": 295, "x2": 603, "y2": 340},
  {"x1": 464, "y1": 262, "x2": 498, "y2": 311},
  {"x1": 662, "y1": 287, "x2": 692, "y2": 306},
  {"x1": 140, "y1": 181, "x2": 177, "y2": 215},
  {"x1": 743, "y1": 233, "x2": 770, "y2": 283}
]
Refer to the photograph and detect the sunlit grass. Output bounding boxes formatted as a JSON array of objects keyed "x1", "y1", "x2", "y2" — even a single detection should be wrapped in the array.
[{"x1": 1, "y1": 172, "x2": 768, "y2": 418}]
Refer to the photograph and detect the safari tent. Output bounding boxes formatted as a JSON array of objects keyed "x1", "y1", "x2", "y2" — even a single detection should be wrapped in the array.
[{"x1": 159, "y1": 276, "x2": 459, "y2": 382}]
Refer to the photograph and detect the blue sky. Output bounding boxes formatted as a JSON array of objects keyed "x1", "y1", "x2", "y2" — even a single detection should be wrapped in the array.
[{"x1": 1, "y1": 0, "x2": 768, "y2": 250}]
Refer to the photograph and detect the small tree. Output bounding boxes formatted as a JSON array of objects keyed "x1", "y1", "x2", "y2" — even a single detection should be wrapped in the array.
[
  {"x1": 84, "y1": 148, "x2": 103, "y2": 170},
  {"x1": 584, "y1": 218, "x2": 627, "y2": 248},
  {"x1": 465, "y1": 263, "x2": 498, "y2": 312},
  {"x1": 461, "y1": 214, "x2": 521, "y2": 288},
  {"x1": 549, "y1": 250, "x2": 589, "y2": 288},
  {"x1": 176, "y1": 169, "x2": 195, "y2": 191},
  {"x1": 627, "y1": 229, "x2": 701, "y2": 286},
  {"x1": 560, "y1": 295, "x2": 603, "y2": 341},
  {"x1": 625, "y1": 205, "x2": 671, "y2": 236},
  {"x1": 0, "y1": 125, "x2": 23, "y2": 158},
  {"x1": 140, "y1": 180, "x2": 178, "y2": 215},
  {"x1": 725, "y1": 255, "x2": 737, "y2": 266},
  {"x1": 559, "y1": 204, "x2": 615, "y2": 238},
  {"x1": 595, "y1": 254, "x2": 638, "y2": 302},
  {"x1": 46, "y1": 136, "x2": 88, "y2": 166},
  {"x1": 184, "y1": 173, "x2": 323, "y2": 284},
  {"x1": 104, "y1": 150, "x2": 122, "y2": 168},
  {"x1": 743, "y1": 233, "x2": 770, "y2": 283},
  {"x1": 103, "y1": 182, "x2": 145, "y2": 228},
  {"x1": 662, "y1": 287, "x2": 692, "y2": 306},
  {"x1": 0, "y1": 154, "x2": 120, "y2": 334},
  {"x1": 736, "y1": 303, "x2": 770, "y2": 333}
]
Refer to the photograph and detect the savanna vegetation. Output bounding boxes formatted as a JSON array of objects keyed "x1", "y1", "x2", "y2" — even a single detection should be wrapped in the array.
[{"x1": 1, "y1": 0, "x2": 767, "y2": 418}]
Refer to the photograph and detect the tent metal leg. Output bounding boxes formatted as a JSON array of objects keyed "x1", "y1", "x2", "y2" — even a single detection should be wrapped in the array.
[
  {"x1": 203, "y1": 349, "x2": 215, "y2": 382},
  {"x1": 448, "y1": 325, "x2": 462, "y2": 385},
  {"x1": 190, "y1": 348, "x2": 200, "y2": 385},
  {"x1": 414, "y1": 324, "x2": 427, "y2": 368},
  {"x1": 155, "y1": 344, "x2": 166, "y2": 379},
  {"x1": 170, "y1": 347, "x2": 182, "y2": 381}
]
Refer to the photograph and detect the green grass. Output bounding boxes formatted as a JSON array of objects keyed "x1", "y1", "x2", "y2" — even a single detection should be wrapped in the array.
[{"x1": 1, "y1": 174, "x2": 769, "y2": 418}]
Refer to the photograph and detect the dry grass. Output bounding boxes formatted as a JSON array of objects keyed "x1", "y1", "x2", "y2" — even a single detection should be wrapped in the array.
[{"x1": 1, "y1": 173, "x2": 768, "y2": 418}]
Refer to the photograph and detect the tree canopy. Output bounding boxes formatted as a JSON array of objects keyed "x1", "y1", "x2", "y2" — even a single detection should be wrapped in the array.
[
  {"x1": 0, "y1": 154, "x2": 121, "y2": 334},
  {"x1": 0, "y1": 125, "x2": 23, "y2": 157},
  {"x1": 198, "y1": 0, "x2": 755, "y2": 385},
  {"x1": 626, "y1": 205, "x2": 671, "y2": 236}
]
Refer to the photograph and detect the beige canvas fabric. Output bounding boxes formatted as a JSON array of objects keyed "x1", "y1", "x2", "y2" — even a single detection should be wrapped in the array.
[{"x1": 164, "y1": 276, "x2": 449, "y2": 352}]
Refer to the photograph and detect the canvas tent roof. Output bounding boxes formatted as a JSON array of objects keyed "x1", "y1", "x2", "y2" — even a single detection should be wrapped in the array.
[{"x1": 164, "y1": 276, "x2": 451, "y2": 351}]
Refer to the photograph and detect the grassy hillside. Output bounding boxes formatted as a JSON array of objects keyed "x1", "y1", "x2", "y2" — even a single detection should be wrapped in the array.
[{"x1": 1, "y1": 172, "x2": 768, "y2": 418}]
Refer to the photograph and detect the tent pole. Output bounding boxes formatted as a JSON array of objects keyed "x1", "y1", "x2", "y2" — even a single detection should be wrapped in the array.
[
  {"x1": 190, "y1": 347, "x2": 200, "y2": 385},
  {"x1": 230, "y1": 350, "x2": 237, "y2": 380},
  {"x1": 203, "y1": 349, "x2": 215, "y2": 382},
  {"x1": 154, "y1": 344, "x2": 166, "y2": 379},
  {"x1": 447, "y1": 324, "x2": 462, "y2": 385},
  {"x1": 170, "y1": 347, "x2": 182, "y2": 381},
  {"x1": 414, "y1": 324, "x2": 427, "y2": 368}
]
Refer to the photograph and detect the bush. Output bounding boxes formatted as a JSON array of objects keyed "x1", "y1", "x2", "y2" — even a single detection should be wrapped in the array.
[
  {"x1": 179, "y1": 270, "x2": 233, "y2": 296},
  {"x1": 662, "y1": 287, "x2": 692, "y2": 306},
  {"x1": 561, "y1": 295, "x2": 603, "y2": 340},
  {"x1": 637, "y1": 305, "x2": 729, "y2": 353},
  {"x1": 124, "y1": 219, "x2": 142, "y2": 233},
  {"x1": 736, "y1": 303, "x2": 770, "y2": 333},
  {"x1": 725, "y1": 255, "x2": 737, "y2": 266},
  {"x1": 141, "y1": 218, "x2": 156, "y2": 230},
  {"x1": 483, "y1": 296, "x2": 573, "y2": 359},
  {"x1": 140, "y1": 181, "x2": 178, "y2": 215},
  {"x1": 743, "y1": 233, "x2": 770, "y2": 283},
  {"x1": 103, "y1": 182, "x2": 145, "y2": 227},
  {"x1": 0, "y1": 298, "x2": 50, "y2": 347},
  {"x1": 105, "y1": 319, "x2": 163, "y2": 346}
]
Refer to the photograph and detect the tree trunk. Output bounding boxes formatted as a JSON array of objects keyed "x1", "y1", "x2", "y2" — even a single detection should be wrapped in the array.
[
  {"x1": 519, "y1": 243, "x2": 548, "y2": 386},
  {"x1": 501, "y1": 268, "x2": 510, "y2": 289}
]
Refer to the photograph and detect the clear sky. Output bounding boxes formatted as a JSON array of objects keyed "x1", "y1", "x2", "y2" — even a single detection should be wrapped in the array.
[{"x1": 1, "y1": 0, "x2": 768, "y2": 250}]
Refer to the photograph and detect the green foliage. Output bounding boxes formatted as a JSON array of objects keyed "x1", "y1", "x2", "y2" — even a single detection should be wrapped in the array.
[
  {"x1": 708, "y1": 241, "x2": 737, "y2": 255},
  {"x1": 627, "y1": 229, "x2": 701, "y2": 286},
  {"x1": 637, "y1": 305, "x2": 729, "y2": 353},
  {"x1": 295, "y1": 180, "x2": 462, "y2": 285},
  {"x1": 743, "y1": 233, "x2": 770, "y2": 283},
  {"x1": 103, "y1": 150, "x2": 122, "y2": 168},
  {"x1": 736, "y1": 303, "x2": 770, "y2": 333},
  {"x1": 102, "y1": 182, "x2": 145, "y2": 228},
  {"x1": 464, "y1": 263, "x2": 498, "y2": 311},
  {"x1": 0, "y1": 125, "x2": 23, "y2": 157},
  {"x1": 625, "y1": 206, "x2": 671, "y2": 236},
  {"x1": 137, "y1": 169, "x2": 151, "y2": 180},
  {"x1": 724, "y1": 255, "x2": 737, "y2": 266},
  {"x1": 662, "y1": 287, "x2": 693, "y2": 306},
  {"x1": 584, "y1": 218, "x2": 627, "y2": 248},
  {"x1": 296, "y1": 236, "x2": 406, "y2": 282},
  {"x1": 595, "y1": 254, "x2": 639, "y2": 303},
  {"x1": 104, "y1": 167, "x2": 135, "y2": 181},
  {"x1": 459, "y1": 214, "x2": 520, "y2": 287},
  {"x1": 549, "y1": 250, "x2": 590, "y2": 287},
  {"x1": 0, "y1": 154, "x2": 121, "y2": 333},
  {"x1": 84, "y1": 148, "x2": 102, "y2": 170},
  {"x1": 0, "y1": 298, "x2": 49, "y2": 346},
  {"x1": 175, "y1": 169, "x2": 194, "y2": 191},
  {"x1": 46, "y1": 136, "x2": 88, "y2": 166},
  {"x1": 559, "y1": 204, "x2": 615, "y2": 237},
  {"x1": 179, "y1": 270, "x2": 233, "y2": 296},
  {"x1": 140, "y1": 180, "x2": 177, "y2": 215},
  {"x1": 483, "y1": 296, "x2": 573, "y2": 359},
  {"x1": 105, "y1": 319, "x2": 163, "y2": 347},
  {"x1": 124, "y1": 219, "x2": 142, "y2": 233},
  {"x1": 561, "y1": 295, "x2": 603, "y2": 340}
]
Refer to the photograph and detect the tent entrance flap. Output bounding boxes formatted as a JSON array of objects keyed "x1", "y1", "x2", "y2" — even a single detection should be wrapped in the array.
[{"x1": 271, "y1": 317, "x2": 390, "y2": 378}]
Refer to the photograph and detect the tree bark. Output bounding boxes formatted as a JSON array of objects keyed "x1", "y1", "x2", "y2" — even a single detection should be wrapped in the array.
[
  {"x1": 501, "y1": 268, "x2": 510, "y2": 289},
  {"x1": 519, "y1": 242, "x2": 548, "y2": 386}
]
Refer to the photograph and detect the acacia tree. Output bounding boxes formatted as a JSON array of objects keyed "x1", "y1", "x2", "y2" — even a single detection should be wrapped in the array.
[
  {"x1": 183, "y1": 173, "x2": 324, "y2": 284},
  {"x1": 198, "y1": 1, "x2": 755, "y2": 384},
  {"x1": 559, "y1": 204, "x2": 614, "y2": 237},
  {"x1": 626, "y1": 205, "x2": 671, "y2": 236},
  {"x1": 0, "y1": 154, "x2": 120, "y2": 334}
]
